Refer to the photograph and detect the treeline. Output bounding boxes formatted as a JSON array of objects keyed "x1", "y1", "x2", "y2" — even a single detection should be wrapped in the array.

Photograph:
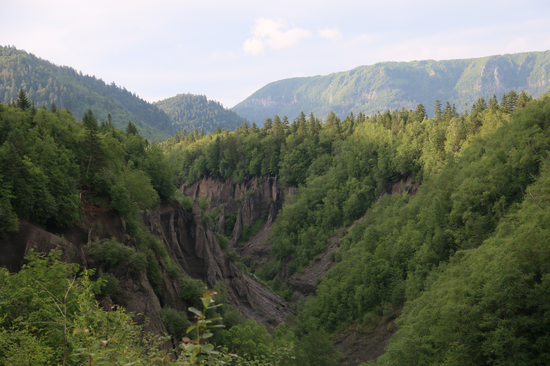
[
  {"x1": 0, "y1": 46, "x2": 172, "y2": 141},
  {"x1": 155, "y1": 93, "x2": 247, "y2": 135}
]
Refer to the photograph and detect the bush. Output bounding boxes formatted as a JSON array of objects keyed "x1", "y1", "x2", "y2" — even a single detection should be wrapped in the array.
[
  {"x1": 214, "y1": 233, "x2": 229, "y2": 251},
  {"x1": 227, "y1": 251, "x2": 238, "y2": 262},
  {"x1": 89, "y1": 238, "x2": 135, "y2": 267},
  {"x1": 224, "y1": 213, "x2": 237, "y2": 237},
  {"x1": 128, "y1": 252, "x2": 147, "y2": 272},
  {"x1": 98, "y1": 272, "x2": 119, "y2": 296},
  {"x1": 180, "y1": 276, "x2": 205, "y2": 304},
  {"x1": 159, "y1": 307, "x2": 191, "y2": 343},
  {"x1": 175, "y1": 192, "x2": 193, "y2": 210}
]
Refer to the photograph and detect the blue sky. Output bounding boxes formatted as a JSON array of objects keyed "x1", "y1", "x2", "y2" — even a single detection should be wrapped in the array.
[{"x1": 2, "y1": 0, "x2": 550, "y2": 108}]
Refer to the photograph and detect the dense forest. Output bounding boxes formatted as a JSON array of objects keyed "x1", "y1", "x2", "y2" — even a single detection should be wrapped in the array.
[
  {"x1": 0, "y1": 94, "x2": 337, "y2": 365},
  {"x1": 232, "y1": 50, "x2": 550, "y2": 124},
  {"x1": 2, "y1": 79, "x2": 550, "y2": 365},
  {"x1": 155, "y1": 93, "x2": 247, "y2": 135},
  {"x1": 163, "y1": 88, "x2": 550, "y2": 364}
]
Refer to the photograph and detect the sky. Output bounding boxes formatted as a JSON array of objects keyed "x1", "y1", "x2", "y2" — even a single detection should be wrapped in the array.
[{"x1": 2, "y1": 0, "x2": 550, "y2": 108}]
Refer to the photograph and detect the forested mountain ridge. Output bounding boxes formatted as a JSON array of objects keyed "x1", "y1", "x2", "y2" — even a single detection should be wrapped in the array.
[
  {"x1": 3, "y1": 47, "x2": 550, "y2": 364},
  {"x1": 0, "y1": 46, "x2": 247, "y2": 142},
  {"x1": 232, "y1": 50, "x2": 550, "y2": 124},
  {"x1": 154, "y1": 93, "x2": 247, "y2": 135}
]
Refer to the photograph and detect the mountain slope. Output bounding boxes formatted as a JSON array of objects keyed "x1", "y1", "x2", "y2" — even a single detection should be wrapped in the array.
[
  {"x1": 232, "y1": 50, "x2": 550, "y2": 123},
  {"x1": 0, "y1": 46, "x2": 174, "y2": 141},
  {"x1": 154, "y1": 93, "x2": 247, "y2": 134}
]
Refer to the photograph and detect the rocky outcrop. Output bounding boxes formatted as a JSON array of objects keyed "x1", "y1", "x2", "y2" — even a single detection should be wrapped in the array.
[
  {"x1": 142, "y1": 200, "x2": 294, "y2": 328},
  {"x1": 0, "y1": 219, "x2": 169, "y2": 340},
  {"x1": 0, "y1": 219, "x2": 87, "y2": 272},
  {"x1": 181, "y1": 175, "x2": 289, "y2": 243},
  {"x1": 1, "y1": 193, "x2": 293, "y2": 340}
]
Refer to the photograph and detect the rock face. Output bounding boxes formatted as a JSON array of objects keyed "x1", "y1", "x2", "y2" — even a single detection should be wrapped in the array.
[
  {"x1": 181, "y1": 175, "x2": 289, "y2": 244},
  {"x1": 141, "y1": 200, "x2": 293, "y2": 327},
  {"x1": 1, "y1": 195, "x2": 293, "y2": 340},
  {"x1": 0, "y1": 219, "x2": 87, "y2": 272}
]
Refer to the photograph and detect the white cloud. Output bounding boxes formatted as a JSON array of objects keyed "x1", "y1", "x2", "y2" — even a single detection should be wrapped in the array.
[
  {"x1": 243, "y1": 18, "x2": 312, "y2": 55},
  {"x1": 243, "y1": 37, "x2": 264, "y2": 55},
  {"x1": 318, "y1": 27, "x2": 342, "y2": 40}
]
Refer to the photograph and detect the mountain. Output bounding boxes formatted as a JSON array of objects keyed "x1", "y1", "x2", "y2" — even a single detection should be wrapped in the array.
[
  {"x1": 0, "y1": 46, "x2": 175, "y2": 141},
  {"x1": 154, "y1": 93, "x2": 247, "y2": 134},
  {"x1": 232, "y1": 50, "x2": 550, "y2": 123}
]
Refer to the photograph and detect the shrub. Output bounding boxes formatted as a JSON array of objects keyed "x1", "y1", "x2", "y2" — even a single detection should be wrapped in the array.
[
  {"x1": 180, "y1": 277, "x2": 205, "y2": 304},
  {"x1": 98, "y1": 272, "x2": 119, "y2": 296},
  {"x1": 159, "y1": 307, "x2": 191, "y2": 343},
  {"x1": 89, "y1": 238, "x2": 135, "y2": 267}
]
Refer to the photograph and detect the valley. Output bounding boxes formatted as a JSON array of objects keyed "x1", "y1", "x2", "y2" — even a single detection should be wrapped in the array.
[{"x1": 1, "y1": 45, "x2": 550, "y2": 365}]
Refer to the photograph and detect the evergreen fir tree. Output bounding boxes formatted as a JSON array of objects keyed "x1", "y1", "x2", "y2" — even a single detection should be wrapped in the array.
[
  {"x1": 126, "y1": 121, "x2": 138, "y2": 135},
  {"x1": 516, "y1": 90, "x2": 530, "y2": 110},
  {"x1": 415, "y1": 104, "x2": 427, "y2": 122},
  {"x1": 434, "y1": 100, "x2": 442, "y2": 121},
  {"x1": 264, "y1": 118, "x2": 273, "y2": 131},
  {"x1": 500, "y1": 93, "x2": 509, "y2": 113},
  {"x1": 16, "y1": 89, "x2": 31, "y2": 111},
  {"x1": 507, "y1": 90, "x2": 518, "y2": 113}
]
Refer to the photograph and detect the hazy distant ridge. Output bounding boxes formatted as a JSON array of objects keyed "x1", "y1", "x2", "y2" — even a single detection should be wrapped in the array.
[{"x1": 232, "y1": 50, "x2": 550, "y2": 122}]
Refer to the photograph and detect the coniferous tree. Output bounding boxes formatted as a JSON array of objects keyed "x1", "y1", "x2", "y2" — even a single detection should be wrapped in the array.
[
  {"x1": 415, "y1": 104, "x2": 427, "y2": 122},
  {"x1": 264, "y1": 118, "x2": 273, "y2": 132},
  {"x1": 126, "y1": 121, "x2": 138, "y2": 135},
  {"x1": 272, "y1": 115, "x2": 284, "y2": 138},
  {"x1": 16, "y1": 89, "x2": 30, "y2": 111},
  {"x1": 507, "y1": 90, "x2": 518, "y2": 113},
  {"x1": 83, "y1": 108, "x2": 100, "y2": 177},
  {"x1": 434, "y1": 100, "x2": 442, "y2": 121},
  {"x1": 516, "y1": 90, "x2": 530, "y2": 110},
  {"x1": 443, "y1": 101, "x2": 452, "y2": 121},
  {"x1": 500, "y1": 93, "x2": 509, "y2": 113},
  {"x1": 488, "y1": 94, "x2": 499, "y2": 111}
]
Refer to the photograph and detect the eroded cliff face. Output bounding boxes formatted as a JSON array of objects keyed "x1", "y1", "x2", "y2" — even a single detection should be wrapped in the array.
[
  {"x1": 0, "y1": 195, "x2": 293, "y2": 340},
  {"x1": 181, "y1": 175, "x2": 291, "y2": 244},
  {"x1": 141, "y1": 200, "x2": 293, "y2": 327}
]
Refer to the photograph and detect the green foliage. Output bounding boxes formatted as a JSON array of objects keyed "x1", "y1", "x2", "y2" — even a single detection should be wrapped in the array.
[
  {"x1": 159, "y1": 307, "x2": 192, "y2": 344},
  {"x1": 97, "y1": 272, "x2": 119, "y2": 296},
  {"x1": 241, "y1": 214, "x2": 265, "y2": 243},
  {"x1": 175, "y1": 191, "x2": 193, "y2": 210},
  {"x1": 0, "y1": 250, "x2": 169, "y2": 365},
  {"x1": 301, "y1": 93, "x2": 550, "y2": 336},
  {"x1": 232, "y1": 50, "x2": 550, "y2": 123},
  {"x1": 377, "y1": 160, "x2": 550, "y2": 365},
  {"x1": 180, "y1": 276, "x2": 207, "y2": 305},
  {"x1": 0, "y1": 250, "x2": 291, "y2": 366},
  {"x1": 224, "y1": 212, "x2": 237, "y2": 237},
  {"x1": 0, "y1": 46, "x2": 172, "y2": 141},
  {"x1": 0, "y1": 97, "x2": 175, "y2": 238},
  {"x1": 224, "y1": 319, "x2": 272, "y2": 358},
  {"x1": 89, "y1": 238, "x2": 134, "y2": 267},
  {"x1": 154, "y1": 93, "x2": 247, "y2": 135}
]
